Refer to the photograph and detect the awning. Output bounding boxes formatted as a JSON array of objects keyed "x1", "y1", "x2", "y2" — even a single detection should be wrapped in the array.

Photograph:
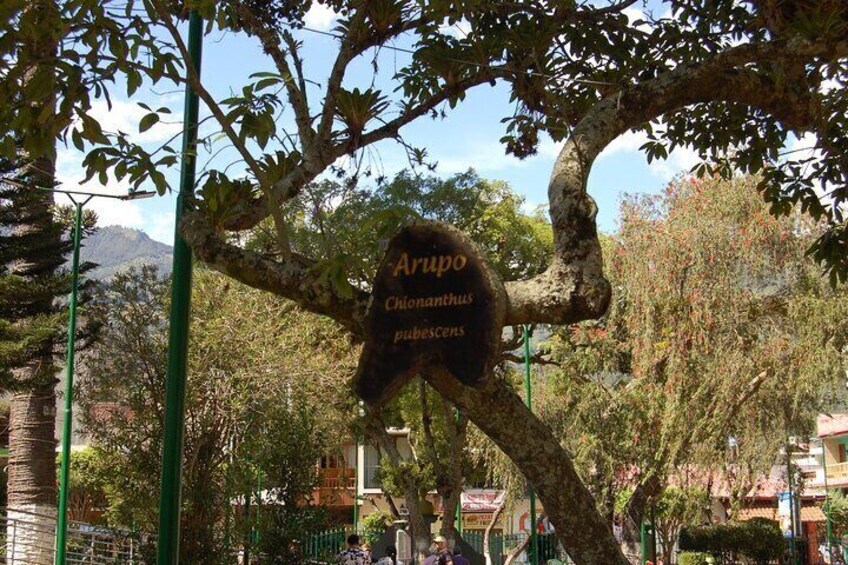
[
  {"x1": 735, "y1": 507, "x2": 776, "y2": 521},
  {"x1": 734, "y1": 506, "x2": 825, "y2": 523}
]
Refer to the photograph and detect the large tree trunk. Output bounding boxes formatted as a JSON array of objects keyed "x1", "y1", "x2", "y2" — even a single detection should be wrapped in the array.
[
  {"x1": 6, "y1": 0, "x2": 63, "y2": 539},
  {"x1": 426, "y1": 367, "x2": 629, "y2": 565},
  {"x1": 365, "y1": 417, "x2": 431, "y2": 562},
  {"x1": 5, "y1": 155, "x2": 62, "y2": 563},
  {"x1": 7, "y1": 385, "x2": 58, "y2": 564},
  {"x1": 620, "y1": 475, "x2": 662, "y2": 563}
]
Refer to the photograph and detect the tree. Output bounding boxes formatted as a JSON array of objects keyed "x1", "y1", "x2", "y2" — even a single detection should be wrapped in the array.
[
  {"x1": 4, "y1": 2, "x2": 848, "y2": 562},
  {"x1": 540, "y1": 174, "x2": 847, "y2": 558},
  {"x1": 277, "y1": 170, "x2": 551, "y2": 558},
  {"x1": 77, "y1": 265, "x2": 358, "y2": 563},
  {"x1": 0, "y1": 157, "x2": 68, "y2": 564},
  {"x1": 1, "y1": 2, "x2": 102, "y2": 560}
]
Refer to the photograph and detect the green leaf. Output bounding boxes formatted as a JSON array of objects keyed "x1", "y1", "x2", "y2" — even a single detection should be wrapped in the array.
[
  {"x1": 71, "y1": 129, "x2": 84, "y2": 152},
  {"x1": 139, "y1": 113, "x2": 159, "y2": 133}
]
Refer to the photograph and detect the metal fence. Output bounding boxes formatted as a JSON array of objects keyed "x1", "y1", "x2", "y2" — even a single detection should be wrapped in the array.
[
  {"x1": 462, "y1": 531, "x2": 568, "y2": 564},
  {"x1": 0, "y1": 508, "x2": 153, "y2": 564},
  {"x1": 304, "y1": 528, "x2": 570, "y2": 565}
]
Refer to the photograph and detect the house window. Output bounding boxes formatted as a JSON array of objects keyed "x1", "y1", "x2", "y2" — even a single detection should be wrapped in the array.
[
  {"x1": 320, "y1": 455, "x2": 345, "y2": 469},
  {"x1": 840, "y1": 443, "x2": 846, "y2": 463},
  {"x1": 364, "y1": 445, "x2": 382, "y2": 489}
]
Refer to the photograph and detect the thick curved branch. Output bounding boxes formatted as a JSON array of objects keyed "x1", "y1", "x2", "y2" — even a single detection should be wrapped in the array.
[
  {"x1": 424, "y1": 366, "x2": 629, "y2": 565},
  {"x1": 181, "y1": 211, "x2": 369, "y2": 335},
  {"x1": 505, "y1": 38, "x2": 839, "y2": 326}
]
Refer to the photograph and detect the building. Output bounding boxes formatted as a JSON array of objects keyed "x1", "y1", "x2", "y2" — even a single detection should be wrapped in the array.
[{"x1": 315, "y1": 428, "x2": 538, "y2": 540}]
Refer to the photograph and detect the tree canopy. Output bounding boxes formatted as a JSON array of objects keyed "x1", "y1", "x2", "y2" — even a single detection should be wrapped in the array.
[
  {"x1": 539, "y1": 174, "x2": 847, "y2": 553},
  {"x1": 77, "y1": 265, "x2": 358, "y2": 562}
]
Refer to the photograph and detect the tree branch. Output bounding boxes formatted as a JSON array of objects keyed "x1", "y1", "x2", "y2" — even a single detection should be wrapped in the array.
[
  {"x1": 505, "y1": 38, "x2": 839, "y2": 326},
  {"x1": 149, "y1": 0, "x2": 263, "y2": 179},
  {"x1": 181, "y1": 211, "x2": 369, "y2": 335},
  {"x1": 232, "y1": 4, "x2": 316, "y2": 148}
]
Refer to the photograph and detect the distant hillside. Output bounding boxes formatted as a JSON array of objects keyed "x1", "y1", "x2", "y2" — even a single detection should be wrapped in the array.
[{"x1": 81, "y1": 226, "x2": 172, "y2": 280}]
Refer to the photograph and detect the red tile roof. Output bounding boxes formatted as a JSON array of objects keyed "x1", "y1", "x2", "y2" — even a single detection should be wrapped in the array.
[{"x1": 818, "y1": 414, "x2": 848, "y2": 438}]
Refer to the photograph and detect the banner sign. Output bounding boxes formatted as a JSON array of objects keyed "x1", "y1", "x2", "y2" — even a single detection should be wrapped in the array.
[{"x1": 355, "y1": 222, "x2": 504, "y2": 405}]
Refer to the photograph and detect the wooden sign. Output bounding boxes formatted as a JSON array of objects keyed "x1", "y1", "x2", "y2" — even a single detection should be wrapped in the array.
[{"x1": 355, "y1": 222, "x2": 505, "y2": 406}]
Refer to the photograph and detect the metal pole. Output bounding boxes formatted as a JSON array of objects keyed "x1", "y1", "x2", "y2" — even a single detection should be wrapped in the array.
[
  {"x1": 353, "y1": 442, "x2": 359, "y2": 531},
  {"x1": 787, "y1": 443, "x2": 797, "y2": 565},
  {"x1": 243, "y1": 488, "x2": 251, "y2": 565},
  {"x1": 455, "y1": 407, "x2": 462, "y2": 537},
  {"x1": 156, "y1": 9, "x2": 202, "y2": 565},
  {"x1": 640, "y1": 520, "x2": 649, "y2": 565},
  {"x1": 55, "y1": 199, "x2": 85, "y2": 565},
  {"x1": 823, "y1": 440, "x2": 833, "y2": 563},
  {"x1": 523, "y1": 325, "x2": 538, "y2": 565},
  {"x1": 650, "y1": 505, "x2": 657, "y2": 563},
  {"x1": 253, "y1": 470, "x2": 262, "y2": 547}
]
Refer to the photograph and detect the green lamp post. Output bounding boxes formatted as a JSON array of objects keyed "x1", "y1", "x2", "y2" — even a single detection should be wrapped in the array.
[
  {"x1": 522, "y1": 325, "x2": 538, "y2": 565},
  {"x1": 23, "y1": 185, "x2": 154, "y2": 565},
  {"x1": 156, "y1": 8, "x2": 203, "y2": 565}
]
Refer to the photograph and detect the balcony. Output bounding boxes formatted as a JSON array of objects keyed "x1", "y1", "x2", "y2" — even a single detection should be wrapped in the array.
[
  {"x1": 313, "y1": 468, "x2": 356, "y2": 506},
  {"x1": 827, "y1": 461, "x2": 848, "y2": 482}
]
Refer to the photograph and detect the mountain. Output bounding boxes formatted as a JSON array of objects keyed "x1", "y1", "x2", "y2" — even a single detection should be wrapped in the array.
[{"x1": 81, "y1": 226, "x2": 172, "y2": 280}]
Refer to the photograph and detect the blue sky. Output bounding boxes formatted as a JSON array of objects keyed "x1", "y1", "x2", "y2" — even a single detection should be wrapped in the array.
[{"x1": 55, "y1": 2, "x2": 703, "y2": 244}]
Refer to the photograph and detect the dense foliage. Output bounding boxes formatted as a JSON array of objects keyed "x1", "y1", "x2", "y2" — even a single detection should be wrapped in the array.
[
  {"x1": 539, "y1": 174, "x2": 847, "y2": 544},
  {"x1": 77, "y1": 265, "x2": 357, "y2": 562},
  {"x1": 679, "y1": 518, "x2": 785, "y2": 565}
]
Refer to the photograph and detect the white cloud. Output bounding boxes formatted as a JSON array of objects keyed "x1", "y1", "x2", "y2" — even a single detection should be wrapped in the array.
[
  {"x1": 72, "y1": 99, "x2": 183, "y2": 145},
  {"x1": 649, "y1": 146, "x2": 701, "y2": 180},
  {"x1": 433, "y1": 141, "x2": 534, "y2": 175},
  {"x1": 304, "y1": 2, "x2": 338, "y2": 31},
  {"x1": 53, "y1": 158, "x2": 147, "y2": 227},
  {"x1": 600, "y1": 130, "x2": 651, "y2": 159}
]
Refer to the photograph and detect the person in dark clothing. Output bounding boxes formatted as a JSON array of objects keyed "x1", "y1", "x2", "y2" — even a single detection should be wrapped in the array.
[
  {"x1": 451, "y1": 547, "x2": 470, "y2": 565},
  {"x1": 375, "y1": 545, "x2": 397, "y2": 565}
]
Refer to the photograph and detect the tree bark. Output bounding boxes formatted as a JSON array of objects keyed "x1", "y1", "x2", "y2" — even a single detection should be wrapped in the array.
[
  {"x1": 620, "y1": 474, "x2": 662, "y2": 562},
  {"x1": 7, "y1": 385, "x2": 57, "y2": 564},
  {"x1": 6, "y1": 1, "x2": 64, "y2": 551},
  {"x1": 425, "y1": 367, "x2": 628, "y2": 565},
  {"x1": 5, "y1": 150, "x2": 62, "y2": 563},
  {"x1": 483, "y1": 497, "x2": 506, "y2": 565},
  {"x1": 365, "y1": 416, "x2": 431, "y2": 562}
]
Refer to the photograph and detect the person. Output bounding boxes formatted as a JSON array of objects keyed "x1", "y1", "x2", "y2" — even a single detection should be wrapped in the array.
[
  {"x1": 338, "y1": 534, "x2": 372, "y2": 565},
  {"x1": 376, "y1": 545, "x2": 397, "y2": 565},
  {"x1": 437, "y1": 553, "x2": 453, "y2": 565},
  {"x1": 451, "y1": 547, "x2": 470, "y2": 565},
  {"x1": 423, "y1": 535, "x2": 449, "y2": 565}
]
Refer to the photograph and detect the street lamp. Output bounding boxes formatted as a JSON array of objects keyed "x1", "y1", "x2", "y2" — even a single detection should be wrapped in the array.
[{"x1": 14, "y1": 183, "x2": 155, "y2": 565}]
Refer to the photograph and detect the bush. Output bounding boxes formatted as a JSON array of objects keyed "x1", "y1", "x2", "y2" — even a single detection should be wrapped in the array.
[
  {"x1": 678, "y1": 552, "x2": 710, "y2": 565},
  {"x1": 741, "y1": 518, "x2": 784, "y2": 564},
  {"x1": 361, "y1": 511, "x2": 392, "y2": 546},
  {"x1": 678, "y1": 519, "x2": 783, "y2": 564}
]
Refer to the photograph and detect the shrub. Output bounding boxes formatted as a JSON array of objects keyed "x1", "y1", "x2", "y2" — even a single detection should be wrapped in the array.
[
  {"x1": 678, "y1": 519, "x2": 783, "y2": 564},
  {"x1": 361, "y1": 510, "x2": 392, "y2": 546},
  {"x1": 678, "y1": 552, "x2": 710, "y2": 565}
]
